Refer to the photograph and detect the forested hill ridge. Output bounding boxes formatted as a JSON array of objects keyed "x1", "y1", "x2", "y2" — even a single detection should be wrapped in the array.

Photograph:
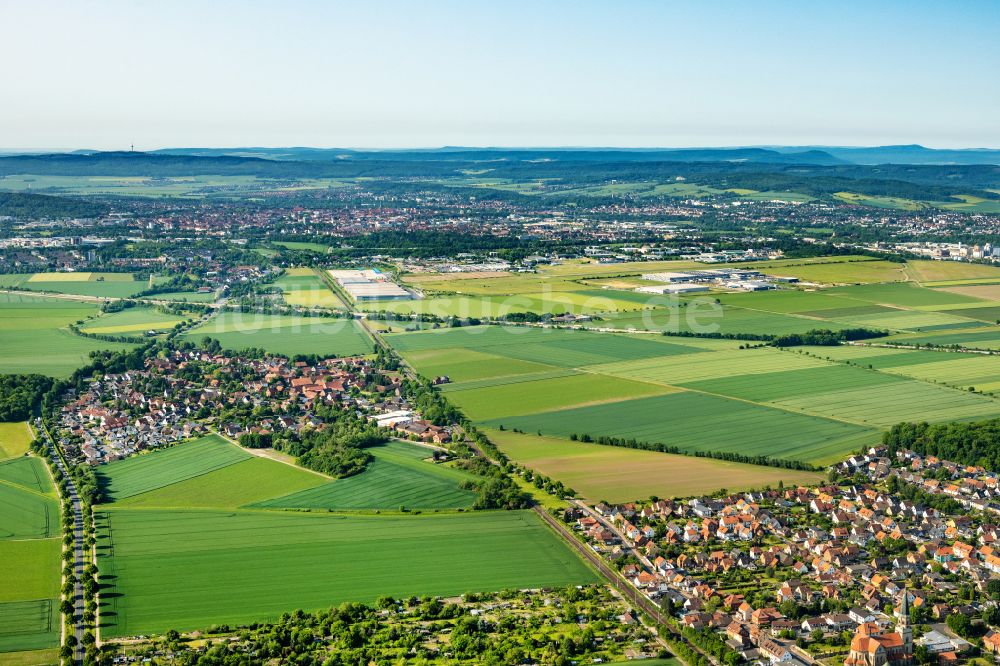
[
  {"x1": 1, "y1": 150, "x2": 999, "y2": 203},
  {"x1": 144, "y1": 144, "x2": 1000, "y2": 166},
  {"x1": 0, "y1": 190, "x2": 109, "y2": 218}
]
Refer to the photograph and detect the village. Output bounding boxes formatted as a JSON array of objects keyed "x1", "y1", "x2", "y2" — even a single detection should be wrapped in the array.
[
  {"x1": 49, "y1": 342, "x2": 1000, "y2": 666},
  {"x1": 564, "y1": 446, "x2": 1000, "y2": 666},
  {"x1": 56, "y1": 348, "x2": 451, "y2": 465}
]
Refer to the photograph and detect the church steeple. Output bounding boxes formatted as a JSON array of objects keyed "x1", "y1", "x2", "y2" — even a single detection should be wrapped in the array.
[
  {"x1": 896, "y1": 588, "x2": 913, "y2": 656},
  {"x1": 897, "y1": 588, "x2": 910, "y2": 624}
]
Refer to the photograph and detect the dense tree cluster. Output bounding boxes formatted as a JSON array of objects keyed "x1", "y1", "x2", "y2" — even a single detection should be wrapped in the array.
[
  {"x1": 280, "y1": 408, "x2": 385, "y2": 478},
  {"x1": 562, "y1": 431, "x2": 819, "y2": 471},
  {"x1": 771, "y1": 327, "x2": 887, "y2": 347},
  {"x1": 0, "y1": 373, "x2": 54, "y2": 421},
  {"x1": 884, "y1": 418, "x2": 1000, "y2": 471}
]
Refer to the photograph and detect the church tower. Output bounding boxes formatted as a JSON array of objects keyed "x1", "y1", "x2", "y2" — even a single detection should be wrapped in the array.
[{"x1": 896, "y1": 588, "x2": 913, "y2": 656}]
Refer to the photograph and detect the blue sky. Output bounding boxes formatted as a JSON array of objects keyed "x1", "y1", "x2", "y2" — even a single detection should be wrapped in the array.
[{"x1": 1, "y1": 0, "x2": 997, "y2": 150}]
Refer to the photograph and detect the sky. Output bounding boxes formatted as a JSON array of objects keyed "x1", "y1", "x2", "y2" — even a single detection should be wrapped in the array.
[{"x1": 1, "y1": 0, "x2": 998, "y2": 151}]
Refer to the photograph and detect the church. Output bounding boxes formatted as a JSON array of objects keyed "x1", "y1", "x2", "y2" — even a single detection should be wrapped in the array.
[{"x1": 844, "y1": 591, "x2": 913, "y2": 666}]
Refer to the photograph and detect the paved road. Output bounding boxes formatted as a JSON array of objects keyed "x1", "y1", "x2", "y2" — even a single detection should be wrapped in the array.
[
  {"x1": 570, "y1": 499, "x2": 656, "y2": 569},
  {"x1": 532, "y1": 506, "x2": 720, "y2": 666},
  {"x1": 37, "y1": 420, "x2": 86, "y2": 665},
  {"x1": 340, "y1": 273, "x2": 716, "y2": 666}
]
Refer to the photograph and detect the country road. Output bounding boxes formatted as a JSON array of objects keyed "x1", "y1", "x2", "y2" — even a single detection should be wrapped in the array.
[
  {"x1": 37, "y1": 420, "x2": 86, "y2": 665},
  {"x1": 531, "y1": 506, "x2": 720, "y2": 666},
  {"x1": 318, "y1": 272, "x2": 716, "y2": 666}
]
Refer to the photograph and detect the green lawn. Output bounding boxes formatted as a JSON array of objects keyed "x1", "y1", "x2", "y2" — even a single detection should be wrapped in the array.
[
  {"x1": 183, "y1": 312, "x2": 372, "y2": 357},
  {"x1": 97, "y1": 435, "x2": 251, "y2": 501},
  {"x1": 96, "y1": 509, "x2": 596, "y2": 637},
  {"x1": 254, "y1": 441, "x2": 478, "y2": 511}
]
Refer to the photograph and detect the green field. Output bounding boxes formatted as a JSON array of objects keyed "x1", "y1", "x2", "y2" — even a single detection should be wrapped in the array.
[
  {"x1": 0, "y1": 174, "x2": 351, "y2": 198},
  {"x1": 388, "y1": 318, "x2": 1000, "y2": 470},
  {"x1": 488, "y1": 429, "x2": 824, "y2": 502},
  {"x1": 254, "y1": 441, "x2": 478, "y2": 510},
  {"x1": 392, "y1": 328, "x2": 880, "y2": 465},
  {"x1": 448, "y1": 372, "x2": 675, "y2": 420},
  {"x1": 683, "y1": 361, "x2": 1000, "y2": 427},
  {"x1": 886, "y1": 326, "x2": 1000, "y2": 350},
  {"x1": 806, "y1": 345, "x2": 1000, "y2": 393},
  {"x1": 0, "y1": 599, "x2": 59, "y2": 654},
  {"x1": 114, "y1": 456, "x2": 327, "y2": 509},
  {"x1": 79, "y1": 305, "x2": 188, "y2": 334},
  {"x1": 365, "y1": 292, "x2": 655, "y2": 317},
  {"x1": 97, "y1": 434, "x2": 251, "y2": 501},
  {"x1": 0, "y1": 423, "x2": 32, "y2": 459},
  {"x1": 0, "y1": 458, "x2": 55, "y2": 497},
  {"x1": 485, "y1": 391, "x2": 875, "y2": 464},
  {"x1": 0, "y1": 430, "x2": 60, "y2": 654},
  {"x1": 183, "y1": 312, "x2": 372, "y2": 357},
  {"x1": 0, "y1": 293, "x2": 137, "y2": 377},
  {"x1": 150, "y1": 290, "x2": 217, "y2": 303},
  {"x1": 96, "y1": 509, "x2": 596, "y2": 637},
  {"x1": 268, "y1": 269, "x2": 345, "y2": 308},
  {"x1": 0, "y1": 477, "x2": 59, "y2": 540},
  {"x1": 273, "y1": 240, "x2": 332, "y2": 252},
  {"x1": 0, "y1": 271, "x2": 148, "y2": 298}
]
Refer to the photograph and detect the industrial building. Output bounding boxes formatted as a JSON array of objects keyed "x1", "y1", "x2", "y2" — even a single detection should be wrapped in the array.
[
  {"x1": 328, "y1": 269, "x2": 414, "y2": 301},
  {"x1": 635, "y1": 284, "x2": 710, "y2": 295}
]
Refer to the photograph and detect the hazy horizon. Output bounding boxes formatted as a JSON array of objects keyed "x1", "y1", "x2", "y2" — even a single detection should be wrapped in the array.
[
  {"x1": 4, "y1": 143, "x2": 1000, "y2": 155},
  {"x1": 2, "y1": 0, "x2": 998, "y2": 151}
]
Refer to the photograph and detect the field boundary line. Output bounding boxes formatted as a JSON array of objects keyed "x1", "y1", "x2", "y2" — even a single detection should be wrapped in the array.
[
  {"x1": 0, "y1": 477, "x2": 55, "y2": 501},
  {"x1": 211, "y1": 431, "x2": 335, "y2": 481},
  {"x1": 573, "y1": 358, "x2": 905, "y2": 432}
]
